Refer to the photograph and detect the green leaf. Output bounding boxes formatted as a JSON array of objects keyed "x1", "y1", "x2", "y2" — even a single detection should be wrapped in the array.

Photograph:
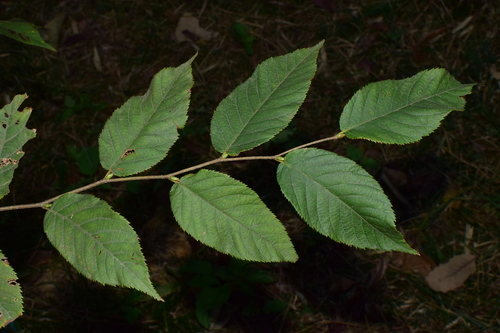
[
  {"x1": 0, "y1": 250, "x2": 23, "y2": 329},
  {"x1": 339, "y1": 68, "x2": 475, "y2": 144},
  {"x1": 67, "y1": 146, "x2": 99, "y2": 176},
  {"x1": 43, "y1": 193, "x2": 162, "y2": 300},
  {"x1": 210, "y1": 41, "x2": 323, "y2": 156},
  {"x1": 231, "y1": 22, "x2": 255, "y2": 55},
  {"x1": 0, "y1": 20, "x2": 56, "y2": 51},
  {"x1": 99, "y1": 55, "x2": 196, "y2": 176},
  {"x1": 277, "y1": 148, "x2": 416, "y2": 254},
  {"x1": 170, "y1": 169, "x2": 297, "y2": 262},
  {"x1": 0, "y1": 94, "x2": 36, "y2": 200}
]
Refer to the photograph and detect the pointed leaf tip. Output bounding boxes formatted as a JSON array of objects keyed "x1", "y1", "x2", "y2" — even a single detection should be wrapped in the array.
[
  {"x1": 210, "y1": 41, "x2": 323, "y2": 155},
  {"x1": 170, "y1": 169, "x2": 298, "y2": 262},
  {"x1": 99, "y1": 55, "x2": 196, "y2": 176},
  {"x1": 340, "y1": 68, "x2": 474, "y2": 144},
  {"x1": 277, "y1": 148, "x2": 416, "y2": 254},
  {"x1": 43, "y1": 193, "x2": 162, "y2": 300},
  {"x1": 0, "y1": 20, "x2": 56, "y2": 51}
]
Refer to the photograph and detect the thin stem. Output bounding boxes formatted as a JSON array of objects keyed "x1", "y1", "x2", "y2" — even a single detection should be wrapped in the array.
[
  {"x1": 278, "y1": 132, "x2": 345, "y2": 156},
  {"x1": 0, "y1": 133, "x2": 344, "y2": 212}
]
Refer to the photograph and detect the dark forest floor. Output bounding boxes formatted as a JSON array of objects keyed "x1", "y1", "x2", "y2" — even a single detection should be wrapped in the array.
[{"x1": 1, "y1": 1, "x2": 499, "y2": 332}]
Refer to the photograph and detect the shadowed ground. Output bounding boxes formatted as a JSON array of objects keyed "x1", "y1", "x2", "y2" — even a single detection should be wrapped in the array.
[{"x1": 0, "y1": 1, "x2": 498, "y2": 332}]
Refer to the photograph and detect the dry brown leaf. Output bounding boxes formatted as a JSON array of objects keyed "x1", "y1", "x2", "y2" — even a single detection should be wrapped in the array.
[
  {"x1": 392, "y1": 252, "x2": 436, "y2": 276},
  {"x1": 383, "y1": 167, "x2": 408, "y2": 187},
  {"x1": 43, "y1": 13, "x2": 66, "y2": 49},
  {"x1": 425, "y1": 254, "x2": 476, "y2": 293},
  {"x1": 442, "y1": 184, "x2": 462, "y2": 210},
  {"x1": 490, "y1": 64, "x2": 500, "y2": 80},
  {"x1": 174, "y1": 12, "x2": 218, "y2": 43}
]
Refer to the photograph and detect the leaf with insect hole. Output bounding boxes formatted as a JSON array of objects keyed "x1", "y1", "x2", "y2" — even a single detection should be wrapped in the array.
[
  {"x1": 0, "y1": 19, "x2": 56, "y2": 51},
  {"x1": 0, "y1": 250, "x2": 23, "y2": 328},
  {"x1": 0, "y1": 94, "x2": 36, "y2": 199},
  {"x1": 99, "y1": 55, "x2": 196, "y2": 176}
]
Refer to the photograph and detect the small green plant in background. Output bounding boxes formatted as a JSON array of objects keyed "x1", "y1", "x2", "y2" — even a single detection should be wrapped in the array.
[
  {"x1": 58, "y1": 94, "x2": 106, "y2": 123},
  {"x1": 231, "y1": 22, "x2": 255, "y2": 55},
  {"x1": 0, "y1": 40, "x2": 474, "y2": 327},
  {"x1": 344, "y1": 145, "x2": 380, "y2": 173},
  {"x1": 180, "y1": 258, "x2": 280, "y2": 328}
]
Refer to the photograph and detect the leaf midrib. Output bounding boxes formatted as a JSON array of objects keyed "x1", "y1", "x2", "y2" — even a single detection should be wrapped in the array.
[
  {"x1": 176, "y1": 173, "x2": 290, "y2": 259},
  {"x1": 47, "y1": 195, "x2": 153, "y2": 292},
  {"x1": 107, "y1": 74, "x2": 182, "y2": 172},
  {"x1": 222, "y1": 49, "x2": 316, "y2": 154},
  {"x1": 283, "y1": 160, "x2": 399, "y2": 247},
  {"x1": 343, "y1": 77, "x2": 465, "y2": 133}
]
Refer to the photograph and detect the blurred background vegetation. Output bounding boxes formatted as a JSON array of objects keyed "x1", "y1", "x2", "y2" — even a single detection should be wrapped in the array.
[{"x1": 0, "y1": 0, "x2": 499, "y2": 332}]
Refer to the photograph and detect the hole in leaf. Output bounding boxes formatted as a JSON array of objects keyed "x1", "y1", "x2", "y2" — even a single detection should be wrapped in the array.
[
  {"x1": 15, "y1": 120, "x2": 19, "y2": 125},
  {"x1": 1, "y1": 123, "x2": 6, "y2": 129},
  {"x1": 8, "y1": 279, "x2": 19, "y2": 286},
  {"x1": 121, "y1": 149, "x2": 136, "y2": 158},
  {"x1": 0, "y1": 158, "x2": 18, "y2": 168},
  {"x1": 7, "y1": 29, "x2": 30, "y2": 42}
]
